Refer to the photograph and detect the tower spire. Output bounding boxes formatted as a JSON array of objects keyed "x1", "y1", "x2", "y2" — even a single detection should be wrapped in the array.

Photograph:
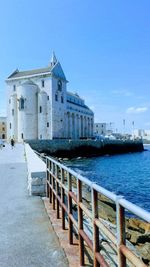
[{"x1": 50, "y1": 51, "x2": 57, "y2": 67}]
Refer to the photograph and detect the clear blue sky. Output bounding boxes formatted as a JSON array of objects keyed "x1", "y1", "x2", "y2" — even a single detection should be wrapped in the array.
[{"x1": 0, "y1": 0, "x2": 150, "y2": 133}]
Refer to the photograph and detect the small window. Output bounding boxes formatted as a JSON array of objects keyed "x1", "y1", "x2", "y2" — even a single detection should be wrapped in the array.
[
  {"x1": 19, "y1": 98, "x2": 25, "y2": 110},
  {"x1": 21, "y1": 133, "x2": 23, "y2": 139},
  {"x1": 13, "y1": 85, "x2": 16, "y2": 91},
  {"x1": 39, "y1": 106, "x2": 42, "y2": 113},
  {"x1": 12, "y1": 109, "x2": 14, "y2": 116},
  {"x1": 58, "y1": 80, "x2": 62, "y2": 91},
  {"x1": 61, "y1": 96, "x2": 64, "y2": 103},
  {"x1": 2, "y1": 122, "x2": 5, "y2": 125},
  {"x1": 40, "y1": 134, "x2": 42, "y2": 139},
  {"x1": 2, "y1": 134, "x2": 5, "y2": 139},
  {"x1": 2, "y1": 127, "x2": 5, "y2": 131},
  {"x1": 9, "y1": 99, "x2": 11, "y2": 104},
  {"x1": 10, "y1": 123, "x2": 11, "y2": 129},
  {"x1": 42, "y1": 80, "x2": 44, "y2": 88},
  {"x1": 47, "y1": 122, "x2": 49, "y2": 127},
  {"x1": 47, "y1": 96, "x2": 49, "y2": 100},
  {"x1": 55, "y1": 94, "x2": 58, "y2": 101}
]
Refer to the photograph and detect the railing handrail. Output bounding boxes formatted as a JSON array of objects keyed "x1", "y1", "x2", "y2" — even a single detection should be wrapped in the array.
[
  {"x1": 47, "y1": 155, "x2": 150, "y2": 223},
  {"x1": 46, "y1": 155, "x2": 149, "y2": 267}
]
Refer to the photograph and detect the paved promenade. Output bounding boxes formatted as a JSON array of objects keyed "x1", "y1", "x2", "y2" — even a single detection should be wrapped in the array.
[{"x1": 0, "y1": 143, "x2": 68, "y2": 267}]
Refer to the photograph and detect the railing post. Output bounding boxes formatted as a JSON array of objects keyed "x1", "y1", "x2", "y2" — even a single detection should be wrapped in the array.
[
  {"x1": 116, "y1": 196, "x2": 126, "y2": 267},
  {"x1": 49, "y1": 161, "x2": 52, "y2": 203},
  {"x1": 61, "y1": 168, "x2": 65, "y2": 230},
  {"x1": 52, "y1": 163, "x2": 55, "y2": 210},
  {"x1": 92, "y1": 187, "x2": 100, "y2": 267},
  {"x1": 68, "y1": 172, "x2": 73, "y2": 244},
  {"x1": 46, "y1": 158, "x2": 49, "y2": 198},
  {"x1": 77, "y1": 179, "x2": 84, "y2": 266},
  {"x1": 56, "y1": 165, "x2": 60, "y2": 219}
]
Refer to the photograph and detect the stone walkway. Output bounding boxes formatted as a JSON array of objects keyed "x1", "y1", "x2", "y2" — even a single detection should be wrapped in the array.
[{"x1": 0, "y1": 143, "x2": 68, "y2": 267}]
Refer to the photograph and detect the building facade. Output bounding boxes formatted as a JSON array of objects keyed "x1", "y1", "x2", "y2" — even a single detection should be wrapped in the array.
[
  {"x1": 94, "y1": 122, "x2": 113, "y2": 137},
  {"x1": 6, "y1": 53, "x2": 94, "y2": 142},
  {"x1": 133, "y1": 129, "x2": 150, "y2": 141},
  {"x1": 0, "y1": 117, "x2": 7, "y2": 140}
]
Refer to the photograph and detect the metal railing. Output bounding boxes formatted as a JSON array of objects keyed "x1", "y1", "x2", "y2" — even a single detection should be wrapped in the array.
[{"x1": 46, "y1": 155, "x2": 150, "y2": 267}]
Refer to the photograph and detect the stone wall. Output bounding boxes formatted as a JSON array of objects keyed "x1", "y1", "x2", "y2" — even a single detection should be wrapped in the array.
[
  {"x1": 24, "y1": 143, "x2": 46, "y2": 196},
  {"x1": 25, "y1": 139, "x2": 144, "y2": 158}
]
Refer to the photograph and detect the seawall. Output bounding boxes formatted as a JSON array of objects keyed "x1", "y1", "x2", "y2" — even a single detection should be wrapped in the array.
[{"x1": 25, "y1": 139, "x2": 144, "y2": 158}]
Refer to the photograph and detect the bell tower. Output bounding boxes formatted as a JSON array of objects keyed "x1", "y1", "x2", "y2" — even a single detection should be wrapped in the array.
[{"x1": 49, "y1": 52, "x2": 68, "y2": 139}]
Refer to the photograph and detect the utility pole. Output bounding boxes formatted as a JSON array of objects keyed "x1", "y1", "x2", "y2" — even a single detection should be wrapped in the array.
[
  {"x1": 132, "y1": 121, "x2": 135, "y2": 140},
  {"x1": 123, "y1": 119, "x2": 125, "y2": 138}
]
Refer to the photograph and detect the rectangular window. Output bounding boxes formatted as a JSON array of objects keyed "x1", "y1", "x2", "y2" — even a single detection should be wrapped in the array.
[
  {"x1": 42, "y1": 80, "x2": 44, "y2": 87},
  {"x1": 19, "y1": 98, "x2": 25, "y2": 110},
  {"x1": 47, "y1": 122, "x2": 49, "y2": 127},
  {"x1": 39, "y1": 106, "x2": 42, "y2": 113},
  {"x1": 21, "y1": 133, "x2": 23, "y2": 139},
  {"x1": 40, "y1": 134, "x2": 42, "y2": 139},
  {"x1": 9, "y1": 99, "x2": 11, "y2": 104},
  {"x1": 2, "y1": 127, "x2": 5, "y2": 131},
  {"x1": 12, "y1": 109, "x2": 14, "y2": 116},
  {"x1": 13, "y1": 85, "x2": 16, "y2": 91},
  {"x1": 47, "y1": 96, "x2": 49, "y2": 100},
  {"x1": 10, "y1": 123, "x2": 11, "y2": 129},
  {"x1": 61, "y1": 96, "x2": 64, "y2": 103},
  {"x1": 55, "y1": 94, "x2": 58, "y2": 101}
]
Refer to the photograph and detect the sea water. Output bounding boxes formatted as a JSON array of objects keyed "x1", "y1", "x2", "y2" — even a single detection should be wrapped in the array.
[{"x1": 64, "y1": 145, "x2": 150, "y2": 212}]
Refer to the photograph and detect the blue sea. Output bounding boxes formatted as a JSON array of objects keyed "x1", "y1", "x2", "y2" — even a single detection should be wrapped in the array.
[{"x1": 64, "y1": 145, "x2": 150, "y2": 212}]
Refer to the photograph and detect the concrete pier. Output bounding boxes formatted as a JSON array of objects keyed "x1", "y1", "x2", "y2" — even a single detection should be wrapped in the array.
[{"x1": 0, "y1": 143, "x2": 68, "y2": 267}]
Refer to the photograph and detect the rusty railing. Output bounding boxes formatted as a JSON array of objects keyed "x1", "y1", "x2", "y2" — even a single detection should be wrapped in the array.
[{"x1": 46, "y1": 156, "x2": 150, "y2": 267}]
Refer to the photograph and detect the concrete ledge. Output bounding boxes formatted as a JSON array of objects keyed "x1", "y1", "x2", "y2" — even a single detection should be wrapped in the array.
[{"x1": 24, "y1": 143, "x2": 46, "y2": 196}]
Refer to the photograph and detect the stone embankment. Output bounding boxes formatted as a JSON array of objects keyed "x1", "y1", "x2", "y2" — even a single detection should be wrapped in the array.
[{"x1": 26, "y1": 139, "x2": 144, "y2": 158}]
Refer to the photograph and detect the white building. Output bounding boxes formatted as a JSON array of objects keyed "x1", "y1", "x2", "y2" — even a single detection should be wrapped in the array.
[
  {"x1": 94, "y1": 122, "x2": 113, "y2": 137},
  {"x1": 133, "y1": 129, "x2": 150, "y2": 141},
  {"x1": 6, "y1": 53, "x2": 94, "y2": 142}
]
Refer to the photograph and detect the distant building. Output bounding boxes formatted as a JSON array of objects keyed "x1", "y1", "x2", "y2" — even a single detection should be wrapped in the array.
[
  {"x1": 133, "y1": 129, "x2": 150, "y2": 141},
  {"x1": 6, "y1": 52, "x2": 94, "y2": 142},
  {"x1": 94, "y1": 122, "x2": 113, "y2": 137},
  {"x1": 0, "y1": 117, "x2": 7, "y2": 140}
]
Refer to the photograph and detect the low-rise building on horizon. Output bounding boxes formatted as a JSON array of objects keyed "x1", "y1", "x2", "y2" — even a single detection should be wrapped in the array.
[
  {"x1": 133, "y1": 129, "x2": 150, "y2": 141},
  {"x1": 94, "y1": 122, "x2": 114, "y2": 137},
  {"x1": 0, "y1": 116, "x2": 7, "y2": 140}
]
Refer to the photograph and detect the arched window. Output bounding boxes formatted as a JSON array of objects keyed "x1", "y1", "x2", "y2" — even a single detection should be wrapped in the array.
[{"x1": 58, "y1": 80, "x2": 62, "y2": 91}]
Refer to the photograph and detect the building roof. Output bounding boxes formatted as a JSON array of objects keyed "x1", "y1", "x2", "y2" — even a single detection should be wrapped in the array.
[
  {"x1": 7, "y1": 52, "x2": 67, "y2": 81},
  {"x1": 67, "y1": 91, "x2": 83, "y2": 100},
  {"x1": 7, "y1": 66, "x2": 52, "y2": 79}
]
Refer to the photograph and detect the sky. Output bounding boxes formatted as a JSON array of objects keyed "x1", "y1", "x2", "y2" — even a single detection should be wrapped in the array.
[{"x1": 0, "y1": 0, "x2": 150, "y2": 133}]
